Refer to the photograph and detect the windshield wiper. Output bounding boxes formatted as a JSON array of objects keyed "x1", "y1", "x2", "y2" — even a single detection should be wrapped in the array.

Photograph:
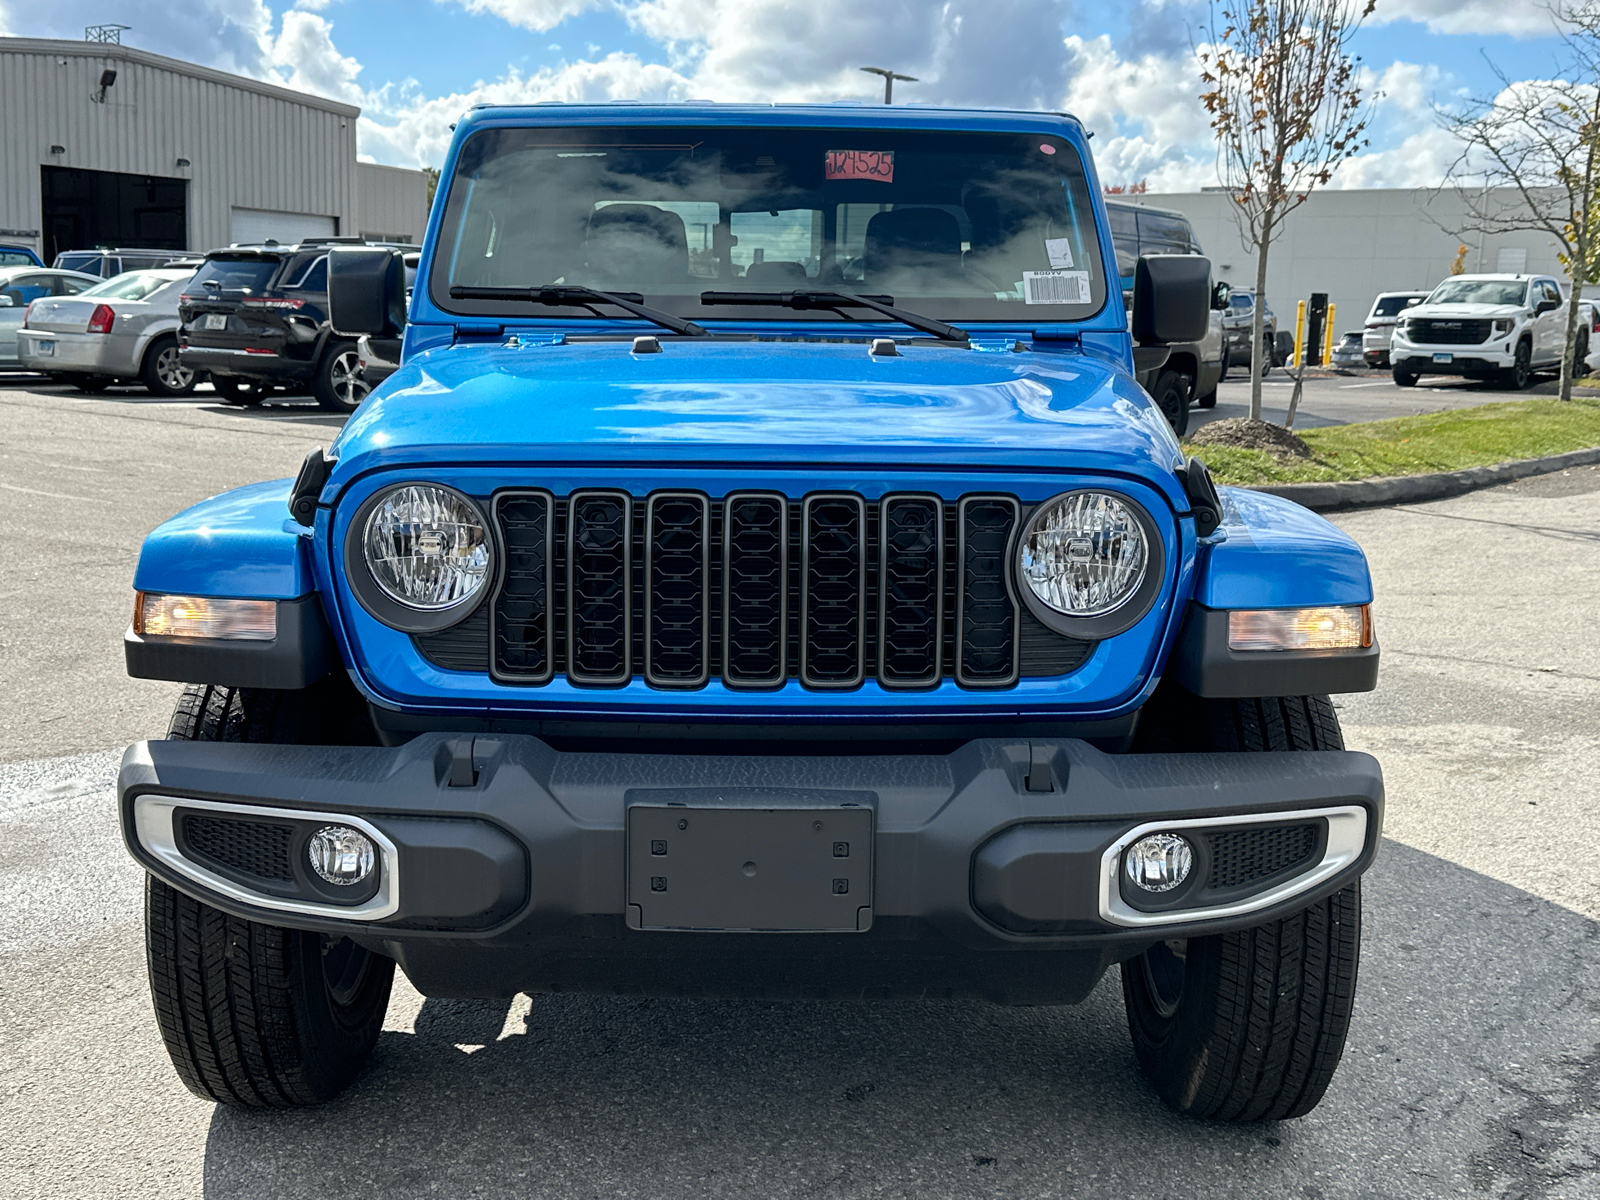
[
  {"x1": 449, "y1": 285, "x2": 707, "y2": 337},
  {"x1": 699, "y1": 289, "x2": 968, "y2": 343}
]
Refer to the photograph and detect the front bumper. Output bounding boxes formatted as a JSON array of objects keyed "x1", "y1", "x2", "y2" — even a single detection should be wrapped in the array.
[
  {"x1": 120, "y1": 733, "x2": 1384, "y2": 1003},
  {"x1": 16, "y1": 330, "x2": 138, "y2": 375},
  {"x1": 1391, "y1": 340, "x2": 1511, "y2": 375}
]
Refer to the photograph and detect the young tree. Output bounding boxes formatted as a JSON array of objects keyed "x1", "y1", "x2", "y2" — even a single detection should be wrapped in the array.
[
  {"x1": 1443, "y1": 1, "x2": 1600, "y2": 401},
  {"x1": 1199, "y1": 0, "x2": 1377, "y2": 422}
]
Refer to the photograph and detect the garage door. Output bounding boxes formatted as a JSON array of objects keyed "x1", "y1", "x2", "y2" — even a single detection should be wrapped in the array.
[{"x1": 229, "y1": 208, "x2": 337, "y2": 246}]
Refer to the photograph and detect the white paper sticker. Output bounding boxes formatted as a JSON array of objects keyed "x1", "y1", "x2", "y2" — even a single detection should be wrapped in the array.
[
  {"x1": 1044, "y1": 238, "x2": 1075, "y2": 269},
  {"x1": 1023, "y1": 270, "x2": 1091, "y2": 305}
]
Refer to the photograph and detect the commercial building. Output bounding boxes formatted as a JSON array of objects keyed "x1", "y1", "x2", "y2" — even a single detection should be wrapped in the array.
[
  {"x1": 1123, "y1": 187, "x2": 1568, "y2": 335},
  {"x1": 0, "y1": 37, "x2": 430, "y2": 262}
]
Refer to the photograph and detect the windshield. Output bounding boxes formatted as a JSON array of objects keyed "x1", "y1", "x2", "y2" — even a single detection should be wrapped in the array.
[
  {"x1": 1426, "y1": 280, "x2": 1527, "y2": 307},
  {"x1": 1229, "y1": 294, "x2": 1253, "y2": 311},
  {"x1": 56, "y1": 253, "x2": 101, "y2": 273},
  {"x1": 1371, "y1": 295, "x2": 1424, "y2": 317},
  {"x1": 186, "y1": 258, "x2": 279, "y2": 296},
  {"x1": 83, "y1": 270, "x2": 189, "y2": 301},
  {"x1": 433, "y1": 125, "x2": 1107, "y2": 323}
]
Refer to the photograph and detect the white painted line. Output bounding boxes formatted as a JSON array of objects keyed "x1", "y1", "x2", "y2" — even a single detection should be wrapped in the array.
[{"x1": 0, "y1": 481, "x2": 109, "y2": 504}]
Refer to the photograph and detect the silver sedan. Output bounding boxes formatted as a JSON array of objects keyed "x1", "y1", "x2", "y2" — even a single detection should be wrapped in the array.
[
  {"x1": 17, "y1": 268, "x2": 197, "y2": 395},
  {"x1": 0, "y1": 267, "x2": 102, "y2": 368}
]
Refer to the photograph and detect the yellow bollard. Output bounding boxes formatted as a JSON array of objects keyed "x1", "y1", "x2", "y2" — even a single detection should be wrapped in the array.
[
  {"x1": 1322, "y1": 302, "x2": 1337, "y2": 367},
  {"x1": 1293, "y1": 300, "x2": 1307, "y2": 367}
]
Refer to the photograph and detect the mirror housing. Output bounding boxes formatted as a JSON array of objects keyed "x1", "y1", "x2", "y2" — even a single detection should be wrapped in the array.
[
  {"x1": 1211, "y1": 280, "x2": 1231, "y2": 311},
  {"x1": 328, "y1": 247, "x2": 407, "y2": 338},
  {"x1": 1537, "y1": 297, "x2": 1561, "y2": 314},
  {"x1": 1132, "y1": 254, "x2": 1212, "y2": 345}
]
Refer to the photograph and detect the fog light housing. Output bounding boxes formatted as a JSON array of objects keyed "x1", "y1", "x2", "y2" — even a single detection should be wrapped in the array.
[
  {"x1": 135, "y1": 592, "x2": 277, "y2": 640},
  {"x1": 1124, "y1": 833, "x2": 1194, "y2": 893},
  {"x1": 307, "y1": 826, "x2": 376, "y2": 886},
  {"x1": 1228, "y1": 605, "x2": 1372, "y2": 652}
]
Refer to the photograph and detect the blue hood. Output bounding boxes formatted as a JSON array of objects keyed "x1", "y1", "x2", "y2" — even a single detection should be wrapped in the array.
[{"x1": 328, "y1": 340, "x2": 1187, "y2": 508}]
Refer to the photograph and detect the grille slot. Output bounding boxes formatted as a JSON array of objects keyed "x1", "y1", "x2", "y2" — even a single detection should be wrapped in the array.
[
  {"x1": 723, "y1": 492, "x2": 788, "y2": 687},
  {"x1": 567, "y1": 490, "x2": 632, "y2": 685},
  {"x1": 878, "y1": 495, "x2": 944, "y2": 688},
  {"x1": 493, "y1": 490, "x2": 554, "y2": 682},
  {"x1": 181, "y1": 814, "x2": 294, "y2": 882},
  {"x1": 801, "y1": 494, "x2": 867, "y2": 688},
  {"x1": 646, "y1": 493, "x2": 710, "y2": 687},
  {"x1": 1410, "y1": 318, "x2": 1491, "y2": 345},
  {"x1": 956, "y1": 496, "x2": 1021, "y2": 688},
  {"x1": 1208, "y1": 824, "x2": 1320, "y2": 889}
]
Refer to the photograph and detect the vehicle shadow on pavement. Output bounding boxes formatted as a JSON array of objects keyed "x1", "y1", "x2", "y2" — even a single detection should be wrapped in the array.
[{"x1": 196, "y1": 841, "x2": 1600, "y2": 1200}]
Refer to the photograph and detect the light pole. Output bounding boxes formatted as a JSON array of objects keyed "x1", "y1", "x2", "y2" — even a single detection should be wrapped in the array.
[{"x1": 859, "y1": 66, "x2": 917, "y2": 104}]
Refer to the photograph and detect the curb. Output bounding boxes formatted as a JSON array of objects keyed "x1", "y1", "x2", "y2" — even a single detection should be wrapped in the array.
[{"x1": 1242, "y1": 446, "x2": 1600, "y2": 512}]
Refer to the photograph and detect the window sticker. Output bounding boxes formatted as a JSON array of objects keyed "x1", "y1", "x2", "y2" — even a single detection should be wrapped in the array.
[
  {"x1": 1045, "y1": 238, "x2": 1075, "y2": 269},
  {"x1": 825, "y1": 150, "x2": 895, "y2": 182},
  {"x1": 1023, "y1": 270, "x2": 1091, "y2": 305}
]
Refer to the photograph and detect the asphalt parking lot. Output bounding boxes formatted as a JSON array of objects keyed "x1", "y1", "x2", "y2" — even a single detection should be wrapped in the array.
[{"x1": 2, "y1": 376, "x2": 1598, "y2": 1199}]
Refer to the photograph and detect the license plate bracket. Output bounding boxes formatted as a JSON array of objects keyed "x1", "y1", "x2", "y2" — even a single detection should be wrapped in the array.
[
  {"x1": 625, "y1": 792, "x2": 874, "y2": 932},
  {"x1": 34, "y1": 339, "x2": 54, "y2": 357},
  {"x1": 1432, "y1": 352, "x2": 1453, "y2": 364},
  {"x1": 204, "y1": 314, "x2": 228, "y2": 331}
]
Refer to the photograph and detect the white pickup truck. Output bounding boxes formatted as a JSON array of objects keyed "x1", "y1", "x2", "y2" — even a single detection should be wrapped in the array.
[{"x1": 1389, "y1": 273, "x2": 1581, "y2": 389}]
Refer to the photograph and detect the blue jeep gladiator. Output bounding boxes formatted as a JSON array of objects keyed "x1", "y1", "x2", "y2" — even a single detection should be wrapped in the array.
[{"x1": 119, "y1": 103, "x2": 1382, "y2": 1120}]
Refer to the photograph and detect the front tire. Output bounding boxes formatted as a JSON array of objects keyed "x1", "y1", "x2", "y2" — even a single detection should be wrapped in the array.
[
  {"x1": 1498, "y1": 340, "x2": 1532, "y2": 390},
  {"x1": 314, "y1": 342, "x2": 369, "y2": 412},
  {"x1": 144, "y1": 684, "x2": 394, "y2": 1107},
  {"x1": 1392, "y1": 369, "x2": 1418, "y2": 388},
  {"x1": 141, "y1": 335, "x2": 196, "y2": 397},
  {"x1": 1122, "y1": 694, "x2": 1361, "y2": 1121},
  {"x1": 1150, "y1": 369, "x2": 1191, "y2": 436}
]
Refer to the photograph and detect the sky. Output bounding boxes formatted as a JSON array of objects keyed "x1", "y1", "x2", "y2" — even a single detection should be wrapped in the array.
[{"x1": 0, "y1": 0, "x2": 1575, "y2": 189}]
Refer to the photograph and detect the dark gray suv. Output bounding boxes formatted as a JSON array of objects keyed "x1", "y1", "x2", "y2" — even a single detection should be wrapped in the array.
[{"x1": 1220, "y1": 289, "x2": 1278, "y2": 375}]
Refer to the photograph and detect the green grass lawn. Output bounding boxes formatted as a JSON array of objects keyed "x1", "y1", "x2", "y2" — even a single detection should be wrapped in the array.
[{"x1": 1190, "y1": 398, "x2": 1600, "y2": 485}]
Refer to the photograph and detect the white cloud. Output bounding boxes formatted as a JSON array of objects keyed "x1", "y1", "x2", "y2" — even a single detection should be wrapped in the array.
[
  {"x1": 265, "y1": 10, "x2": 365, "y2": 104},
  {"x1": 292, "y1": 0, "x2": 333, "y2": 10},
  {"x1": 447, "y1": 0, "x2": 603, "y2": 33},
  {"x1": 1376, "y1": 0, "x2": 1561, "y2": 37},
  {"x1": 1060, "y1": 34, "x2": 1219, "y2": 191}
]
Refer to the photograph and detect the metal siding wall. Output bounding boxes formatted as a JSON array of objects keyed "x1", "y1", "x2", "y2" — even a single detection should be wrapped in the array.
[
  {"x1": 355, "y1": 163, "x2": 431, "y2": 242},
  {"x1": 0, "y1": 41, "x2": 358, "y2": 257}
]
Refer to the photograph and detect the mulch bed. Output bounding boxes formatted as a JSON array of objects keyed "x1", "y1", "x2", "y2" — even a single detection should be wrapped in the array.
[{"x1": 1187, "y1": 418, "x2": 1312, "y2": 458}]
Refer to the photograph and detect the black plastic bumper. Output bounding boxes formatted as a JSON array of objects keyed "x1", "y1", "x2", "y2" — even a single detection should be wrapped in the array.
[
  {"x1": 177, "y1": 347, "x2": 312, "y2": 382},
  {"x1": 119, "y1": 734, "x2": 1384, "y2": 1004}
]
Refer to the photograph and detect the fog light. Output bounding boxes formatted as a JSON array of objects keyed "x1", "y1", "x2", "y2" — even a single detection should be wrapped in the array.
[
  {"x1": 1124, "y1": 833, "x2": 1194, "y2": 893},
  {"x1": 307, "y1": 826, "x2": 375, "y2": 886}
]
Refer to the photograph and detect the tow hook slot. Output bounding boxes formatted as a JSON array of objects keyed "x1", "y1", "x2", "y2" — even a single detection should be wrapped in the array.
[
  {"x1": 439, "y1": 737, "x2": 479, "y2": 788},
  {"x1": 1025, "y1": 743, "x2": 1061, "y2": 793}
]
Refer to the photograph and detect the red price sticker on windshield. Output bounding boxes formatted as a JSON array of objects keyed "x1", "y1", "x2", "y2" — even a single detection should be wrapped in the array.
[{"x1": 825, "y1": 149, "x2": 895, "y2": 182}]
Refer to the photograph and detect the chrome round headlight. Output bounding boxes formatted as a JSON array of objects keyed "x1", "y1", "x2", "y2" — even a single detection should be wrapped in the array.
[
  {"x1": 1019, "y1": 491, "x2": 1149, "y2": 618},
  {"x1": 361, "y1": 484, "x2": 491, "y2": 612}
]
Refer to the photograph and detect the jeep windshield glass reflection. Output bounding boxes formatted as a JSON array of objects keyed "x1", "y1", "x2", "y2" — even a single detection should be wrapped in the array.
[{"x1": 432, "y1": 125, "x2": 1107, "y2": 324}]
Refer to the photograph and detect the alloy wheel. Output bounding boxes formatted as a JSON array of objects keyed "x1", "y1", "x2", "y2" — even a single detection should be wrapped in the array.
[
  {"x1": 156, "y1": 346, "x2": 194, "y2": 392},
  {"x1": 330, "y1": 349, "x2": 370, "y2": 410}
]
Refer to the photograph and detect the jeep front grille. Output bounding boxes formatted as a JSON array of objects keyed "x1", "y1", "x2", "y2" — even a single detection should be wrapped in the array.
[{"x1": 417, "y1": 490, "x2": 1096, "y2": 691}]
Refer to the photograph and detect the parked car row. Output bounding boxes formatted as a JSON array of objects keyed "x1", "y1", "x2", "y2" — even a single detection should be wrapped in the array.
[{"x1": 2, "y1": 239, "x2": 416, "y2": 409}]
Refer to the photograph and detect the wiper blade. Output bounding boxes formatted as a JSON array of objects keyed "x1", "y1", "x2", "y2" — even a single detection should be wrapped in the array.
[
  {"x1": 449, "y1": 285, "x2": 706, "y2": 337},
  {"x1": 699, "y1": 289, "x2": 968, "y2": 343}
]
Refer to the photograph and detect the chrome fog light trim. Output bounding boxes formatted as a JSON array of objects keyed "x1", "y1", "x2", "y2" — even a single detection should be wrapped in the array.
[
  {"x1": 132, "y1": 795, "x2": 399, "y2": 920},
  {"x1": 1097, "y1": 806, "x2": 1368, "y2": 928}
]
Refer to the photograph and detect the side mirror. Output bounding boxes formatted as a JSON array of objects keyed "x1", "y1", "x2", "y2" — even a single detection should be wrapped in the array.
[
  {"x1": 1537, "y1": 297, "x2": 1561, "y2": 314},
  {"x1": 328, "y1": 247, "x2": 407, "y2": 338},
  {"x1": 1132, "y1": 254, "x2": 1211, "y2": 345},
  {"x1": 1211, "y1": 281, "x2": 1231, "y2": 311}
]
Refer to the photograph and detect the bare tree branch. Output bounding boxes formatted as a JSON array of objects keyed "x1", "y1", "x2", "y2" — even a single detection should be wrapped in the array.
[{"x1": 1200, "y1": 0, "x2": 1377, "y2": 422}]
